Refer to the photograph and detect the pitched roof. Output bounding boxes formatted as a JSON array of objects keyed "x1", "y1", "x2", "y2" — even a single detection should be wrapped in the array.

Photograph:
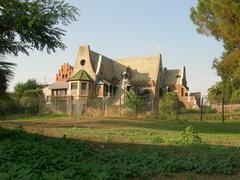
[
  {"x1": 163, "y1": 69, "x2": 182, "y2": 86},
  {"x1": 68, "y1": 69, "x2": 93, "y2": 81},
  {"x1": 49, "y1": 81, "x2": 68, "y2": 89},
  {"x1": 114, "y1": 55, "x2": 162, "y2": 84}
]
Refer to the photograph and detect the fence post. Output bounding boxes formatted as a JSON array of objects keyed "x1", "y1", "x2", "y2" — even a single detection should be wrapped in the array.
[
  {"x1": 55, "y1": 97, "x2": 57, "y2": 113},
  {"x1": 102, "y1": 98, "x2": 105, "y2": 116},
  {"x1": 39, "y1": 98, "x2": 42, "y2": 115},
  {"x1": 119, "y1": 97, "x2": 122, "y2": 116},
  {"x1": 222, "y1": 97, "x2": 225, "y2": 123},
  {"x1": 136, "y1": 94, "x2": 138, "y2": 116},
  {"x1": 70, "y1": 96, "x2": 73, "y2": 116},
  {"x1": 200, "y1": 97, "x2": 203, "y2": 123},
  {"x1": 105, "y1": 99, "x2": 108, "y2": 117},
  {"x1": 155, "y1": 98, "x2": 158, "y2": 119}
]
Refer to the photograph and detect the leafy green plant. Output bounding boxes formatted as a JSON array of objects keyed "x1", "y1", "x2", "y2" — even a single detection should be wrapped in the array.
[
  {"x1": 178, "y1": 126, "x2": 202, "y2": 145},
  {"x1": 124, "y1": 91, "x2": 145, "y2": 115},
  {"x1": 159, "y1": 92, "x2": 183, "y2": 120}
]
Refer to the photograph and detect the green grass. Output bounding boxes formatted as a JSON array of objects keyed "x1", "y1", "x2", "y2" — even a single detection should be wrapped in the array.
[
  {"x1": 0, "y1": 117, "x2": 240, "y2": 179},
  {"x1": 53, "y1": 118, "x2": 240, "y2": 146}
]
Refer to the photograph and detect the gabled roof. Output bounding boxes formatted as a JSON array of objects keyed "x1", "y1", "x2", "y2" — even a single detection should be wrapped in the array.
[{"x1": 68, "y1": 69, "x2": 93, "y2": 81}]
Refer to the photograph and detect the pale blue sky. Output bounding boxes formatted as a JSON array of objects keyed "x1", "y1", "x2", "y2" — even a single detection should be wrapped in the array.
[{"x1": 8, "y1": 0, "x2": 223, "y2": 94}]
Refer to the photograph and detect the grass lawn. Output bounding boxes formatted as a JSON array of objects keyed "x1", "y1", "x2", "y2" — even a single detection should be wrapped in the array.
[{"x1": 0, "y1": 115, "x2": 240, "y2": 179}]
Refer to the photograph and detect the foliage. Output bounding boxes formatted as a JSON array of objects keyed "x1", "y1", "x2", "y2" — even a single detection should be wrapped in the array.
[
  {"x1": 20, "y1": 88, "x2": 44, "y2": 114},
  {"x1": 208, "y1": 79, "x2": 235, "y2": 105},
  {"x1": 0, "y1": 127, "x2": 239, "y2": 179},
  {"x1": 178, "y1": 126, "x2": 202, "y2": 145},
  {"x1": 208, "y1": 82, "x2": 224, "y2": 105},
  {"x1": 3, "y1": 79, "x2": 45, "y2": 115},
  {"x1": 14, "y1": 79, "x2": 42, "y2": 98},
  {"x1": 159, "y1": 92, "x2": 182, "y2": 120},
  {"x1": 230, "y1": 89, "x2": 240, "y2": 104},
  {"x1": 202, "y1": 106, "x2": 217, "y2": 114},
  {"x1": 191, "y1": 0, "x2": 240, "y2": 105},
  {"x1": 0, "y1": 61, "x2": 15, "y2": 116},
  {"x1": 0, "y1": 0, "x2": 79, "y2": 56},
  {"x1": 0, "y1": 0, "x2": 79, "y2": 108},
  {"x1": 191, "y1": 0, "x2": 240, "y2": 47},
  {"x1": 124, "y1": 91, "x2": 145, "y2": 115}
]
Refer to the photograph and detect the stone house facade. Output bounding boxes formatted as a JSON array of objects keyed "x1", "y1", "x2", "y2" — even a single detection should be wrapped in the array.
[{"x1": 45, "y1": 45, "x2": 200, "y2": 109}]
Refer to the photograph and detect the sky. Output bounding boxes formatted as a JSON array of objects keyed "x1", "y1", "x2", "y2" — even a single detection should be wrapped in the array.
[{"x1": 7, "y1": 0, "x2": 224, "y2": 95}]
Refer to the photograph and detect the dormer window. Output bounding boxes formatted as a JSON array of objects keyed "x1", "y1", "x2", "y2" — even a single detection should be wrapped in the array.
[{"x1": 80, "y1": 59, "x2": 86, "y2": 66}]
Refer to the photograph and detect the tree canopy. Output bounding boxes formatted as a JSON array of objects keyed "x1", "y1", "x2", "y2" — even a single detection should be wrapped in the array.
[
  {"x1": 0, "y1": 0, "x2": 79, "y2": 115},
  {"x1": 0, "y1": 0, "x2": 79, "y2": 56},
  {"x1": 191, "y1": 0, "x2": 240, "y2": 104}
]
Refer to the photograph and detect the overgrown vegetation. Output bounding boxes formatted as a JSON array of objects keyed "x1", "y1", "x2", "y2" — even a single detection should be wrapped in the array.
[
  {"x1": 0, "y1": 126, "x2": 239, "y2": 179},
  {"x1": 2, "y1": 79, "x2": 45, "y2": 116},
  {"x1": 0, "y1": 0, "x2": 79, "y2": 115},
  {"x1": 124, "y1": 91, "x2": 145, "y2": 115},
  {"x1": 159, "y1": 92, "x2": 183, "y2": 120},
  {"x1": 178, "y1": 126, "x2": 202, "y2": 145}
]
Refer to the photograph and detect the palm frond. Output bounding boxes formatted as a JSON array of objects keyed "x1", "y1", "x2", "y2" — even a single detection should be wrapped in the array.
[{"x1": 0, "y1": 60, "x2": 15, "y2": 97}]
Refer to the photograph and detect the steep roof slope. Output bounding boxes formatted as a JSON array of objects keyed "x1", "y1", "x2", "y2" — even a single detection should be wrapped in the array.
[
  {"x1": 163, "y1": 67, "x2": 187, "y2": 87},
  {"x1": 114, "y1": 55, "x2": 162, "y2": 85},
  {"x1": 68, "y1": 69, "x2": 93, "y2": 81}
]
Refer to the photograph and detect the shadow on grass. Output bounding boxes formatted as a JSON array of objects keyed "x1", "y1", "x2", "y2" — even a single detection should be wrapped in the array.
[{"x1": 0, "y1": 127, "x2": 239, "y2": 179}]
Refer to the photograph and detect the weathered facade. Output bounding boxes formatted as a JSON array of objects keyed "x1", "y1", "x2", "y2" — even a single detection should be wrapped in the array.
[{"x1": 46, "y1": 45, "x2": 200, "y2": 109}]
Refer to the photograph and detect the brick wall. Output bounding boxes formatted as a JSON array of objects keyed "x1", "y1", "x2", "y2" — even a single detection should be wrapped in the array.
[{"x1": 56, "y1": 63, "x2": 73, "y2": 81}]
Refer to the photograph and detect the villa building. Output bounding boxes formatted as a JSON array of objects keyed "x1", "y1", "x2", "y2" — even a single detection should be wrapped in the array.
[{"x1": 45, "y1": 45, "x2": 200, "y2": 109}]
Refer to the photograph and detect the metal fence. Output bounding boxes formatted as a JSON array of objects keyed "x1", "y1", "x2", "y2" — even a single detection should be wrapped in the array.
[
  {"x1": 44, "y1": 96, "x2": 240, "y2": 122},
  {"x1": 45, "y1": 96, "x2": 158, "y2": 117}
]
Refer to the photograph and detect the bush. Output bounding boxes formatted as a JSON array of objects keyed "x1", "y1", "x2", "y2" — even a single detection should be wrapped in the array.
[
  {"x1": 159, "y1": 92, "x2": 183, "y2": 120},
  {"x1": 124, "y1": 91, "x2": 145, "y2": 115},
  {"x1": 178, "y1": 126, "x2": 201, "y2": 145},
  {"x1": 180, "y1": 108, "x2": 200, "y2": 114},
  {"x1": 230, "y1": 89, "x2": 240, "y2": 104},
  {"x1": 202, "y1": 105, "x2": 217, "y2": 114}
]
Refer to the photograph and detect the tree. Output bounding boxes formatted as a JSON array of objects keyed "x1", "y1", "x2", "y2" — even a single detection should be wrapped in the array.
[
  {"x1": 20, "y1": 88, "x2": 44, "y2": 114},
  {"x1": 0, "y1": 0, "x2": 79, "y2": 114},
  {"x1": 0, "y1": 60, "x2": 15, "y2": 116},
  {"x1": 14, "y1": 79, "x2": 42, "y2": 98},
  {"x1": 190, "y1": 0, "x2": 240, "y2": 49},
  {"x1": 0, "y1": 0, "x2": 79, "y2": 56},
  {"x1": 191, "y1": 0, "x2": 240, "y2": 104},
  {"x1": 0, "y1": 61, "x2": 15, "y2": 97},
  {"x1": 4, "y1": 79, "x2": 45, "y2": 115}
]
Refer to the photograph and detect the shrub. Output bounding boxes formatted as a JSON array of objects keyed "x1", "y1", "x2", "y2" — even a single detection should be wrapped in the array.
[
  {"x1": 178, "y1": 126, "x2": 201, "y2": 145},
  {"x1": 159, "y1": 92, "x2": 183, "y2": 120},
  {"x1": 230, "y1": 89, "x2": 240, "y2": 104},
  {"x1": 124, "y1": 91, "x2": 145, "y2": 115},
  {"x1": 202, "y1": 105, "x2": 217, "y2": 114}
]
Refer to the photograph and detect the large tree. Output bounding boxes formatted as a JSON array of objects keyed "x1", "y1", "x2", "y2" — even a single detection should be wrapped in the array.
[
  {"x1": 0, "y1": 0, "x2": 79, "y2": 114},
  {"x1": 191, "y1": 0, "x2": 240, "y2": 104},
  {"x1": 0, "y1": 0, "x2": 79, "y2": 56}
]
